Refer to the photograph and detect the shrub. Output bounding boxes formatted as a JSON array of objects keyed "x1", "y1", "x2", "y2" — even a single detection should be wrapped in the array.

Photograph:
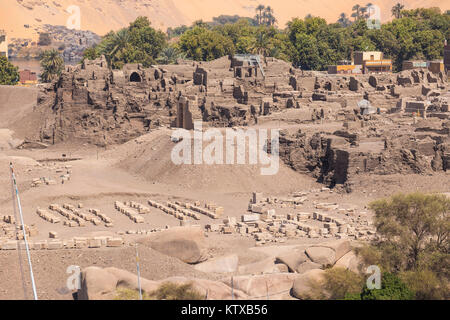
[
  {"x1": 359, "y1": 272, "x2": 415, "y2": 300},
  {"x1": 149, "y1": 282, "x2": 204, "y2": 300},
  {"x1": 114, "y1": 287, "x2": 150, "y2": 300},
  {"x1": 322, "y1": 267, "x2": 364, "y2": 300},
  {"x1": 400, "y1": 269, "x2": 448, "y2": 300}
]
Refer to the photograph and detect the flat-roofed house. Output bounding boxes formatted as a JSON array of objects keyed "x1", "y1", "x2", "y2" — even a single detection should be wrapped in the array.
[
  {"x1": 353, "y1": 51, "x2": 383, "y2": 65},
  {"x1": 353, "y1": 51, "x2": 392, "y2": 74}
]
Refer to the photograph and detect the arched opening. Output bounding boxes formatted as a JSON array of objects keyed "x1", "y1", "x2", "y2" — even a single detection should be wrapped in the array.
[{"x1": 130, "y1": 72, "x2": 142, "y2": 82}]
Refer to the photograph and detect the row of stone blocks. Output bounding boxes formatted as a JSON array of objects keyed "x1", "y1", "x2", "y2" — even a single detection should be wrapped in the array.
[
  {"x1": 49, "y1": 204, "x2": 87, "y2": 227},
  {"x1": 87, "y1": 208, "x2": 113, "y2": 226},
  {"x1": 284, "y1": 212, "x2": 350, "y2": 236},
  {"x1": 114, "y1": 201, "x2": 145, "y2": 223},
  {"x1": 174, "y1": 201, "x2": 222, "y2": 219},
  {"x1": 208, "y1": 212, "x2": 350, "y2": 241},
  {"x1": 36, "y1": 208, "x2": 61, "y2": 224},
  {"x1": 147, "y1": 200, "x2": 186, "y2": 221},
  {"x1": 0, "y1": 236, "x2": 124, "y2": 250},
  {"x1": 62, "y1": 204, "x2": 103, "y2": 226},
  {"x1": 127, "y1": 201, "x2": 151, "y2": 214},
  {"x1": 167, "y1": 202, "x2": 200, "y2": 220}
]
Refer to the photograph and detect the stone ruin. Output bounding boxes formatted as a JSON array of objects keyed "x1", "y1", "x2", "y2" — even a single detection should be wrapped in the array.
[
  {"x1": 34, "y1": 54, "x2": 449, "y2": 191},
  {"x1": 205, "y1": 191, "x2": 377, "y2": 245},
  {"x1": 35, "y1": 54, "x2": 299, "y2": 143}
]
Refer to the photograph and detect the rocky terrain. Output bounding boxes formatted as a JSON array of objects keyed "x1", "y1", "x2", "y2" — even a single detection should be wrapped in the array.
[
  {"x1": 8, "y1": 25, "x2": 100, "y2": 62},
  {"x1": 0, "y1": 52, "x2": 448, "y2": 300}
]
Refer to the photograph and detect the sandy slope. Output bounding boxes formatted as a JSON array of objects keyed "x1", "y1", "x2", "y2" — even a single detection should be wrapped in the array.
[
  {"x1": 113, "y1": 128, "x2": 318, "y2": 194},
  {"x1": 1, "y1": 0, "x2": 448, "y2": 40}
]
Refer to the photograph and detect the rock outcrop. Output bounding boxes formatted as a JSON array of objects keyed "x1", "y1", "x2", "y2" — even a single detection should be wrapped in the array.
[{"x1": 138, "y1": 226, "x2": 209, "y2": 264}]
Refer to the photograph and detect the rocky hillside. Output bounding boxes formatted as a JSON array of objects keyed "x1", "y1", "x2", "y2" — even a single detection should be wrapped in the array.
[{"x1": 1, "y1": 0, "x2": 447, "y2": 40}]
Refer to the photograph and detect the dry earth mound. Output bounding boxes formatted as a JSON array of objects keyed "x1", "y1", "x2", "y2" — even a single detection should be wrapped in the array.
[{"x1": 113, "y1": 129, "x2": 317, "y2": 193}]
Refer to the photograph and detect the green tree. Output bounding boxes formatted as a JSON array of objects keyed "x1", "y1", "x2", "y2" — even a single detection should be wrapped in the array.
[
  {"x1": 400, "y1": 269, "x2": 448, "y2": 300},
  {"x1": 369, "y1": 193, "x2": 450, "y2": 271},
  {"x1": 250, "y1": 28, "x2": 271, "y2": 57},
  {"x1": 178, "y1": 26, "x2": 235, "y2": 61},
  {"x1": 40, "y1": 49, "x2": 64, "y2": 83},
  {"x1": 167, "y1": 25, "x2": 189, "y2": 39},
  {"x1": 322, "y1": 268, "x2": 364, "y2": 299},
  {"x1": 81, "y1": 47, "x2": 100, "y2": 63},
  {"x1": 337, "y1": 13, "x2": 352, "y2": 27},
  {"x1": 263, "y1": 6, "x2": 276, "y2": 26},
  {"x1": 156, "y1": 46, "x2": 186, "y2": 64},
  {"x1": 85, "y1": 17, "x2": 167, "y2": 69},
  {"x1": 255, "y1": 5, "x2": 266, "y2": 26},
  {"x1": 392, "y1": 3, "x2": 405, "y2": 19},
  {"x1": 0, "y1": 56, "x2": 19, "y2": 85},
  {"x1": 351, "y1": 4, "x2": 363, "y2": 21},
  {"x1": 359, "y1": 272, "x2": 415, "y2": 300}
]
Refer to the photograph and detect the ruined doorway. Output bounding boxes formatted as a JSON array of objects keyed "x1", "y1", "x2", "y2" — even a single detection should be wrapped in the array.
[{"x1": 130, "y1": 72, "x2": 142, "y2": 82}]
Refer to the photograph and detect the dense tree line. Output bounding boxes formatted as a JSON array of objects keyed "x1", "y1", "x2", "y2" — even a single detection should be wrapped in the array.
[
  {"x1": 82, "y1": 16, "x2": 167, "y2": 69},
  {"x1": 78, "y1": 7, "x2": 445, "y2": 73},
  {"x1": 0, "y1": 6, "x2": 444, "y2": 85},
  {"x1": 175, "y1": 7, "x2": 448, "y2": 72}
]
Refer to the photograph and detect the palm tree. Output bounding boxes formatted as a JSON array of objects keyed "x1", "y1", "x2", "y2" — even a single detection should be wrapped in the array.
[
  {"x1": 263, "y1": 6, "x2": 275, "y2": 26},
  {"x1": 337, "y1": 13, "x2": 352, "y2": 27},
  {"x1": 392, "y1": 3, "x2": 405, "y2": 19},
  {"x1": 352, "y1": 4, "x2": 362, "y2": 21},
  {"x1": 156, "y1": 47, "x2": 186, "y2": 65},
  {"x1": 255, "y1": 4, "x2": 265, "y2": 25},
  {"x1": 268, "y1": 14, "x2": 277, "y2": 26},
  {"x1": 40, "y1": 49, "x2": 64, "y2": 83},
  {"x1": 99, "y1": 29, "x2": 130, "y2": 68},
  {"x1": 250, "y1": 30, "x2": 270, "y2": 57},
  {"x1": 365, "y1": 3, "x2": 375, "y2": 18},
  {"x1": 360, "y1": 6, "x2": 368, "y2": 19}
]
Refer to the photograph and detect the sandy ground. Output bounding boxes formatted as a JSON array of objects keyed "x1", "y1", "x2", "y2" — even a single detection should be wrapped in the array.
[{"x1": 0, "y1": 85, "x2": 449, "y2": 300}]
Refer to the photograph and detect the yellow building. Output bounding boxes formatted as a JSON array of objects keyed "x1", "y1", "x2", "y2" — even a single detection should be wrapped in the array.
[
  {"x1": 363, "y1": 59, "x2": 392, "y2": 73},
  {"x1": 0, "y1": 30, "x2": 7, "y2": 59},
  {"x1": 353, "y1": 51, "x2": 384, "y2": 65},
  {"x1": 428, "y1": 61, "x2": 445, "y2": 74},
  {"x1": 327, "y1": 64, "x2": 362, "y2": 74}
]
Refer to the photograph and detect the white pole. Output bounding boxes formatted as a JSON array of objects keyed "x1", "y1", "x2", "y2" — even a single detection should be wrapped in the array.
[
  {"x1": 10, "y1": 163, "x2": 38, "y2": 300},
  {"x1": 135, "y1": 243, "x2": 143, "y2": 300},
  {"x1": 10, "y1": 163, "x2": 28, "y2": 300},
  {"x1": 231, "y1": 276, "x2": 234, "y2": 300}
]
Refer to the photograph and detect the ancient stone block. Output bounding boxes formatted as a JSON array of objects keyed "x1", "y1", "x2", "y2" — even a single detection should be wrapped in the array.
[
  {"x1": 106, "y1": 238, "x2": 123, "y2": 247},
  {"x1": 48, "y1": 240, "x2": 63, "y2": 250}
]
